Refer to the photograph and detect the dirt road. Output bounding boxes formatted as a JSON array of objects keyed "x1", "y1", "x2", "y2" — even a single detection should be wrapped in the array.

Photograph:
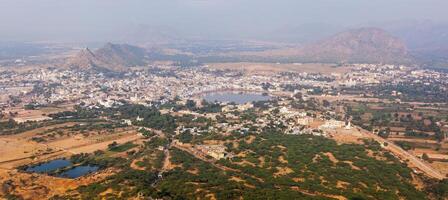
[{"x1": 358, "y1": 128, "x2": 445, "y2": 180}]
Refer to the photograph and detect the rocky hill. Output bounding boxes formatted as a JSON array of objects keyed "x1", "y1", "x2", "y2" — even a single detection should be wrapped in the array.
[
  {"x1": 299, "y1": 27, "x2": 413, "y2": 64},
  {"x1": 221, "y1": 27, "x2": 414, "y2": 64},
  {"x1": 66, "y1": 43, "x2": 148, "y2": 71}
]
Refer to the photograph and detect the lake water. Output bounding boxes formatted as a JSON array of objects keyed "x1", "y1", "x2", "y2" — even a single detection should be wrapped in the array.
[
  {"x1": 203, "y1": 92, "x2": 271, "y2": 104},
  {"x1": 25, "y1": 159, "x2": 99, "y2": 179},
  {"x1": 59, "y1": 165, "x2": 99, "y2": 179},
  {"x1": 26, "y1": 159, "x2": 72, "y2": 173}
]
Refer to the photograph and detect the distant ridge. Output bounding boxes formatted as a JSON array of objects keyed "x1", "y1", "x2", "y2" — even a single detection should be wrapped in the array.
[
  {"x1": 232, "y1": 27, "x2": 414, "y2": 64},
  {"x1": 67, "y1": 43, "x2": 148, "y2": 71},
  {"x1": 299, "y1": 27, "x2": 413, "y2": 64}
]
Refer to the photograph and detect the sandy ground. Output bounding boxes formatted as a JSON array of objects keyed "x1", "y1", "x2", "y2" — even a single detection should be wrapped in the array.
[
  {"x1": 5, "y1": 122, "x2": 79, "y2": 139},
  {"x1": 0, "y1": 138, "x2": 49, "y2": 164},
  {"x1": 5, "y1": 105, "x2": 74, "y2": 119},
  {"x1": 0, "y1": 122, "x2": 80, "y2": 169},
  {"x1": 130, "y1": 158, "x2": 146, "y2": 171},
  {"x1": 274, "y1": 166, "x2": 294, "y2": 177},
  {"x1": 328, "y1": 128, "x2": 364, "y2": 144},
  {"x1": 388, "y1": 137, "x2": 440, "y2": 144},
  {"x1": 207, "y1": 62, "x2": 351, "y2": 75},
  {"x1": 0, "y1": 168, "x2": 117, "y2": 200},
  {"x1": 0, "y1": 125, "x2": 142, "y2": 199},
  {"x1": 411, "y1": 149, "x2": 448, "y2": 160},
  {"x1": 0, "y1": 126, "x2": 142, "y2": 169},
  {"x1": 311, "y1": 94, "x2": 386, "y2": 103},
  {"x1": 57, "y1": 133, "x2": 141, "y2": 154},
  {"x1": 45, "y1": 130, "x2": 142, "y2": 154},
  {"x1": 429, "y1": 161, "x2": 448, "y2": 176}
]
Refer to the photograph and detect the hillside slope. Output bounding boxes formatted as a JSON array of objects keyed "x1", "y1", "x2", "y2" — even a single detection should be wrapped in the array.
[
  {"x1": 218, "y1": 27, "x2": 414, "y2": 64},
  {"x1": 300, "y1": 27, "x2": 413, "y2": 64},
  {"x1": 66, "y1": 43, "x2": 148, "y2": 71}
]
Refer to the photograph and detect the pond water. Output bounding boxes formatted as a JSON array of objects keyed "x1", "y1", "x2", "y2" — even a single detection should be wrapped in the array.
[
  {"x1": 25, "y1": 159, "x2": 99, "y2": 179},
  {"x1": 26, "y1": 159, "x2": 72, "y2": 173},
  {"x1": 203, "y1": 92, "x2": 271, "y2": 104},
  {"x1": 59, "y1": 165, "x2": 99, "y2": 179}
]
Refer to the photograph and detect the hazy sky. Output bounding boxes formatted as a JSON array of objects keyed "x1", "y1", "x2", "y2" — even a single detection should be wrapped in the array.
[{"x1": 1, "y1": 0, "x2": 447, "y2": 42}]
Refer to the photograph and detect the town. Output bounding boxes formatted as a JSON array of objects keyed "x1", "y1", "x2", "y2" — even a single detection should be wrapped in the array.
[{"x1": 1, "y1": 62, "x2": 448, "y2": 199}]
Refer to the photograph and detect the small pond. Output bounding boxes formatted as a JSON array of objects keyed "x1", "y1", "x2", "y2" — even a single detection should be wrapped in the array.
[
  {"x1": 59, "y1": 165, "x2": 100, "y2": 179},
  {"x1": 25, "y1": 159, "x2": 99, "y2": 179},
  {"x1": 26, "y1": 159, "x2": 72, "y2": 173}
]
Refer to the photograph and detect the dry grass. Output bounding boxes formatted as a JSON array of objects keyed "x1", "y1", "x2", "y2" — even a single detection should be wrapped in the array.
[
  {"x1": 429, "y1": 162, "x2": 448, "y2": 177},
  {"x1": 278, "y1": 156, "x2": 288, "y2": 164},
  {"x1": 0, "y1": 127, "x2": 142, "y2": 169},
  {"x1": 292, "y1": 177, "x2": 305, "y2": 183},
  {"x1": 329, "y1": 128, "x2": 365, "y2": 144},
  {"x1": 274, "y1": 166, "x2": 294, "y2": 177},
  {"x1": 0, "y1": 168, "x2": 117, "y2": 199}
]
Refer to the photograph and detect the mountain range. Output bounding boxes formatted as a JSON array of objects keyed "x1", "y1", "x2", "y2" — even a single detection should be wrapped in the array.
[
  {"x1": 66, "y1": 27, "x2": 434, "y2": 71},
  {"x1": 232, "y1": 27, "x2": 413, "y2": 64}
]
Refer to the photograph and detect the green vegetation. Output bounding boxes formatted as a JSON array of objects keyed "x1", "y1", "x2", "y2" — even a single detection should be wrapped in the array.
[
  {"x1": 21, "y1": 102, "x2": 446, "y2": 200},
  {"x1": 221, "y1": 134, "x2": 427, "y2": 200},
  {"x1": 67, "y1": 170, "x2": 159, "y2": 200},
  {"x1": 70, "y1": 152, "x2": 128, "y2": 169},
  {"x1": 105, "y1": 104, "x2": 177, "y2": 133},
  {"x1": 69, "y1": 134, "x2": 430, "y2": 200},
  {"x1": 394, "y1": 141, "x2": 414, "y2": 151},
  {"x1": 425, "y1": 179, "x2": 448, "y2": 200},
  {"x1": 158, "y1": 148, "x2": 321, "y2": 200},
  {"x1": 108, "y1": 142, "x2": 138, "y2": 152}
]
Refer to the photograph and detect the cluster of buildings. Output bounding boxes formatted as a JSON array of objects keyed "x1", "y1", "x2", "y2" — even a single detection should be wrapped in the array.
[
  {"x1": 195, "y1": 144, "x2": 230, "y2": 160},
  {"x1": 2, "y1": 63, "x2": 447, "y2": 109}
]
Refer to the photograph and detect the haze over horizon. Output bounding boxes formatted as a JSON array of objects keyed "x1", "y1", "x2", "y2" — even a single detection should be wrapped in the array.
[{"x1": 1, "y1": 0, "x2": 448, "y2": 43}]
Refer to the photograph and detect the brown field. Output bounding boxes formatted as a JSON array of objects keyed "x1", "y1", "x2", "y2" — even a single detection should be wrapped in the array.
[
  {"x1": 7, "y1": 105, "x2": 74, "y2": 116},
  {"x1": 429, "y1": 161, "x2": 448, "y2": 175},
  {"x1": 0, "y1": 167, "x2": 117, "y2": 199},
  {"x1": 388, "y1": 137, "x2": 440, "y2": 145},
  {"x1": 312, "y1": 94, "x2": 387, "y2": 103},
  {"x1": 411, "y1": 148, "x2": 448, "y2": 160},
  {"x1": 327, "y1": 126, "x2": 447, "y2": 179},
  {"x1": 207, "y1": 62, "x2": 351, "y2": 75},
  {"x1": 0, "y1": 122, "x2": 80, "y2": 168},
  {"x1": 0, "y1": 124, "x2": 143, "y2": 169},
  {"x1": 0, "y1": 138, "x2": 57, "y2": 169},
  {"x1": 327, "y1": 128, "x2": 365, "y2": 144},
  {"x1": 66, "y1": 132, "x2": 142, "y2": 154}
]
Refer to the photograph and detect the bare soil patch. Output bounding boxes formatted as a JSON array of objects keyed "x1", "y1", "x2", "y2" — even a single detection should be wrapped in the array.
[
  {"x1": 0, "y1": 168, "x2": 116, "y2": 200},
  {"x1": 130, "y1": 158, "x2": 146, "y2": 171},
  {"x1": 278, "y1": 156, "x2": 288, "y2": 164},
  {"x1": 246, "y1": 135, "x2": 256, "y2": 144},
  {"x1": 208, "y1": 62, "x2": 351, "y2": 75},
  {"x1": 336, "y1": 181, "x2": 350, "y2": 189},
  {"x1": 429, "y1": 161, "x2": 448, "y2": 177},
  {"x1": 324, "y1": 152, "x2": 339, "y2": 164},
  {"x1": 274, "y1": 166, "x2": 294, "y2": 177}
]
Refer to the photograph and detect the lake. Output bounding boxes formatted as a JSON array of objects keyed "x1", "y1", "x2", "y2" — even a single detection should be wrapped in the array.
[{"x1": 203, "y1": 92, "x2": 271, "y2": 104}]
